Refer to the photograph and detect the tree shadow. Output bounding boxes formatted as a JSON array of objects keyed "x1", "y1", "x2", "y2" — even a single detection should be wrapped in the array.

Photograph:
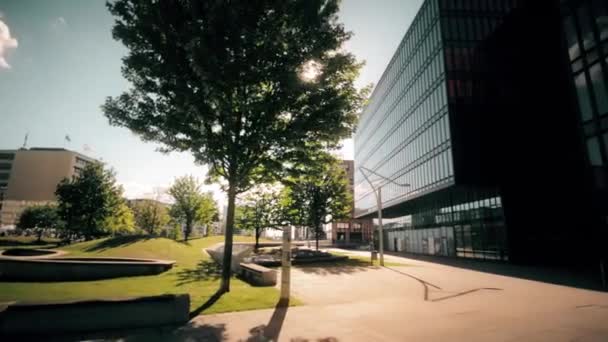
[
  {"x1": 175, "y1": 259, "x2": 222, "y2": 286},
  {"x1": 83, "y1": 235, "x2": 153, "y2": 252},
  {"x1": 291, "y1": 258, "x2": 377, "y2": 276},
  {"x1": 189, "y1": 289, "x2": 226, "y2": 318},
  {"x1": 382, "y1": 251, "x2": 607, "y2": 292},
  {"x1": 290, "y1": 338, "x2": 340, "y2": 342},
  {"x1": 111, "y1": 322, "x2": 228, "y2": 341},
  {"x1": 0, "y1": 238, "x2": 59, "y2": 248},
  {"x1": 241, "y1": 298, "x2": 289, "y2": 342},
  {"x1": 169, "y1": 322, "x2": 228, "y2": 342}
]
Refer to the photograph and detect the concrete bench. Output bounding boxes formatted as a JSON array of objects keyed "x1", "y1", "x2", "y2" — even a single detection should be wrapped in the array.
[
  {"x1": 239, "y1": 262, "x2": 277, "y2": 286},
  {"x1": 0, "y1": 294, "x2": 190, "y2": 338}
]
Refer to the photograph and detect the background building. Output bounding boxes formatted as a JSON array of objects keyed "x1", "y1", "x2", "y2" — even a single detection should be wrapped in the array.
[
  {"x1": 330, "y1": 160, "x2": 373, "y2": 245},
  {"x1": 0, "y1": 148, "x2": 95, "y2": 227},
  {"x1": 355, "y1": 0, "x2": 603, "y2": 266}
]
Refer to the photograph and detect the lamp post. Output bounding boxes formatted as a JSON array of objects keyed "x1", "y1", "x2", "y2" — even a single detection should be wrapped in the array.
[{"x1": 359, "y1": 167, "x2": 410, "y2": 266}]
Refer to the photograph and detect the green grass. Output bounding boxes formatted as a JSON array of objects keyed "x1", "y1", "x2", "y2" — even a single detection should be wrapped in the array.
[{"x1": 0, "y1": 235, "x2": 299, "y2": 315}]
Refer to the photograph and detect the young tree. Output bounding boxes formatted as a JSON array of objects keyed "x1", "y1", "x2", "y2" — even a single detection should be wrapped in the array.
[
  {"x1": 55, "y1": 162, "x2": 123, "y2": 241},
  {"x1": 103, "y1": 201, "x2": 136, "y2": 235},
  {"x1": 130, "y1": 200, "x2": 170, "y2": 235},
  {"x1": 103, "y1": 0, "x2": 367, "y2": 292},
  {"x1": 168, "y1": 176, "x2": 218, "y2": 241},
  {"x1": 286, "y1": 155, "x2": 352, "y2": 250},
  {"x1": 236, "y1": 185, "x2": 281, "y2": 251},
  {"x1": 17, "y1": 204, "x2": 62, "y2": 242}
]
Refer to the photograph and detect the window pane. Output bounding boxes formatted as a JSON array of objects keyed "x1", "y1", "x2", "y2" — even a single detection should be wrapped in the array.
[
  {"x1": 578, "y1": 5, "x2": 596, "y2": 50},
  {"x1": 575, "y1": 72, "x2": 594, "y2": 121},
  {"x1": 592, "y1": 0, "x2": 608, "y2": 41},
  {"x1": 590, "y1": 63, "x2": 608, "y2": 115},
  {"x1": 564, "y1": 16, "x2": 581, "y2": 60},
  {"x1": 587, "y1": 137, "x2": 603, "y2": 166}
]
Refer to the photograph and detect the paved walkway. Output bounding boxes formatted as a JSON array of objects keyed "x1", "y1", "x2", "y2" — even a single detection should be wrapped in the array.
[{"x1": 128, "y1": 250, "x2": 608, "y2": 341}]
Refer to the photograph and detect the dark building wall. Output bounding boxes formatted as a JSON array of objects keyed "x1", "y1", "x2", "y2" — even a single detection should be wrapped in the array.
[
  {"x1": 355, "y1": 0, "x2": 603, "y2": 266},
  {"x1": 466, "y1": 2, "x2": 593, "y2": 264},
  {"x1": 560, "y1": 0, "x2": 608, "y2": 265}
]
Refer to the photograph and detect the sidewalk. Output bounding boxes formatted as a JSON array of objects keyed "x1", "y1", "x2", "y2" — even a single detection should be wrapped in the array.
[{"x1": 125, "y1": 249, "x2": 608, "y2": 341}]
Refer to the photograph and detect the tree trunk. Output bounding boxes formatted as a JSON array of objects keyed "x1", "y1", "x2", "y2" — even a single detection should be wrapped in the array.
[
  {"x1": 255, "y1": 228, "x2": 260, "y2": 252},
  {"x1": 315, "y1": 225, "x2": 320, "y2": 250},
  {"x1": 220, "y1": 183, "x2": 237, "y2": 293},
  {"x1": 36, "y1": 228, "x2": 42, "y2": 243},
  {"x1": 185, "y1": 218, "x2": 191, "y2": 241}
]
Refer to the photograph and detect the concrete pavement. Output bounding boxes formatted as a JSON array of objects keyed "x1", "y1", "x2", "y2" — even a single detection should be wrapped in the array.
[{"x1": 126, "y1": 249, "x2": 608, "y2": 341}]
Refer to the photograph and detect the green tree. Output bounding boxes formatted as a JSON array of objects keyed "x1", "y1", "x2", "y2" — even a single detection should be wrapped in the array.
[
  {"x1": 103, "y1": 0, "x2": 367, "y2": 292},
  {"x1": 286, "y1": 154, "x2": 351, "y2": 250},
  {"x1": 17, "y1": 204, "x2": 62, "y2": 242},
  {"x1": 55, "y1": 162, "x2": 123, "y2": 241},
  {"x1": 130, "y1": 200, "x2": 170, "y2": 235},
  {"x1": 168, "y1": 176, "x2": 218, "y2": 241},
  {"x1": 103, "y1": 201, "x2": 136, "y2": 235},
  {"x1": 236, "y1": 185, "x2": 281, "y2": 251}
]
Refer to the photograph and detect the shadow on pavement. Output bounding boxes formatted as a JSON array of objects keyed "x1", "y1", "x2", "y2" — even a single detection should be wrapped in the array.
[
  {"x1": 176, "y1": 259, "x2": 222, "y2": 286},
  {"x1": 83, "y1": 235, "x2": 152, "y2": 252},
  {"x1": 242, "y1": 298, "x2": 289, "y2": 342},
  {"x1": 383, "y1": 251, "x2": 607, "y2": 292},
  {"x1": 292, "y1": 258, "x2": 376, "y2": 276}
]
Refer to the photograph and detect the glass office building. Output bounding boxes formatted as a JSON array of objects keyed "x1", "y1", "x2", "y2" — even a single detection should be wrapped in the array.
[
  {"x1": 355, "y1": 0, "x2": 523, "y2": 261},
  {"x1": 355, "y1": 0, "x2": 603, "y2": 264},
  {"x1": 561, "y1": 0, "x2": 608, "y2": 262}
]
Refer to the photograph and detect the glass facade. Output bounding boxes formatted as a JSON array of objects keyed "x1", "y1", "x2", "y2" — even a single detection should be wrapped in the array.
[
  {"x1": 354, "y1": 0, "x2": 522, "y2": 261},
  {"x1": 355, "y1": 0, "x2": 453, "y2": 217},
  {"x1": 383, "y1": 186, "x2": 507, "y2": 260},
  {"x1": 562, "y1": 0, "x2": 608, "y2": 190}
]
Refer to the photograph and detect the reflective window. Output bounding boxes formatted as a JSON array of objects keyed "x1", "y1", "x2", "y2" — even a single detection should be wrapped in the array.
[
  {"x1": 587, "y1": 137, "x2": 604, "y2": 166},
  {"x1": 564, "y1": 16, "x2": 581, "y2": 60},
  {"x1": 575, "y1": 72, "x2": 594, "y2": 121},
  {"x1": 592, "y1": 0, "x2": 608, "y2": 41},
  {"x1": 578, "y1": 5, "x2": 596, "y2": 50},
  {"x1": 590, "y1": 63, "x2": 608, "y2": 115}
]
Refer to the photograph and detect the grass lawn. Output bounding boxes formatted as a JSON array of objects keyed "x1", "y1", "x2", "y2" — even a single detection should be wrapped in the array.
[{"x1": 0, "y1": 235, "x2": 299, "y2": 315}]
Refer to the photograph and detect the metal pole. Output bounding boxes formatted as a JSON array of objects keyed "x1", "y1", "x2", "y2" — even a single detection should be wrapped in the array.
[
  {"x1": 377, "y1": 187, "x2": 384, "y2": 266},
  {"x1": 280, "y1": 225, "x2": 291, "y2": 300}
]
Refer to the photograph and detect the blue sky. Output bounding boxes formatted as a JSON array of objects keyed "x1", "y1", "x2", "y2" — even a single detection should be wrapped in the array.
[{"x1": 0, "y1": 0, "x2": 423, "y2": 203}]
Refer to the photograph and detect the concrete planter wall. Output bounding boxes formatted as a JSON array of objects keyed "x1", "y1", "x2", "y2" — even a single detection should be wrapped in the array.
[
  {"x1": 0, "y1": 294, "x2": 190, "y2": 337},
  {"x1": 0, "y1": 254, "x2": 175, "y2": 281}
]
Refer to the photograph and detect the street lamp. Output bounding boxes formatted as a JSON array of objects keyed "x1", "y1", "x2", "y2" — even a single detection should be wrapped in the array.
[{"x1": 359, "y1": 166, "x2": 410, "y2": 266}]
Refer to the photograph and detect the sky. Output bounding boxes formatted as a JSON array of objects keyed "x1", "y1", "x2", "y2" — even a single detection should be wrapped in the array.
[{"x1": 0, "y1": 0, "x2": 423, "y2": 206}]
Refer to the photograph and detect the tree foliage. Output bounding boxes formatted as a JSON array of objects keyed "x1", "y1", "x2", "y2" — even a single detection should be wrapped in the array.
[
  {"x1": 236, "y1": 185, "x2": 282, "y2": 251},
  {"x1": 55, "y1": 162, "x2": 123, "y2": 241},
  {"x1": 168, "y1": 175, "x2": 218, "y2": 241},
  {"x1": 130, "y1": 199, "x2": 170, "y2": 235},
  {"x1": 17, "y1": 204, "x2": 62, "y2": 242},
  {"x1": 104, "y1": 0, "x2": 367, "y2": 292},
  {"x1": 103, "y1": 201, "x2": 136, "y2": 235},
  {"x1": 284, "y1": 153, "x2": 351, "y2": 249}
]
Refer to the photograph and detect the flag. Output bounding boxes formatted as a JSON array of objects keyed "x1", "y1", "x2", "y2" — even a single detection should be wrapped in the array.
[{"x1": 65, "y1": 135, "x2": 71, "y2": 143}]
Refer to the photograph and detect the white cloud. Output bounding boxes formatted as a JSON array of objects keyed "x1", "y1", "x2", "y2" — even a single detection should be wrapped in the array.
[
  {"x1": 0, "y1": 19, "x2": 18, "y2": 69},
  {"x1": 120, "y1": 180, "x2": 226, "y2": 207}
]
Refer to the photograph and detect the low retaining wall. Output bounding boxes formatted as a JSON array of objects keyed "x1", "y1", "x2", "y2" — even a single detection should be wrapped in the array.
[
  {"x1": 0, "y1": 294, "x2": 190, "y2": 337},
  {"x1": 0, "y1": 256, "x2": 176, "y2": 281},
  {"x1": 239, "y1": 262, "x2": 277, "y2": 286}
]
